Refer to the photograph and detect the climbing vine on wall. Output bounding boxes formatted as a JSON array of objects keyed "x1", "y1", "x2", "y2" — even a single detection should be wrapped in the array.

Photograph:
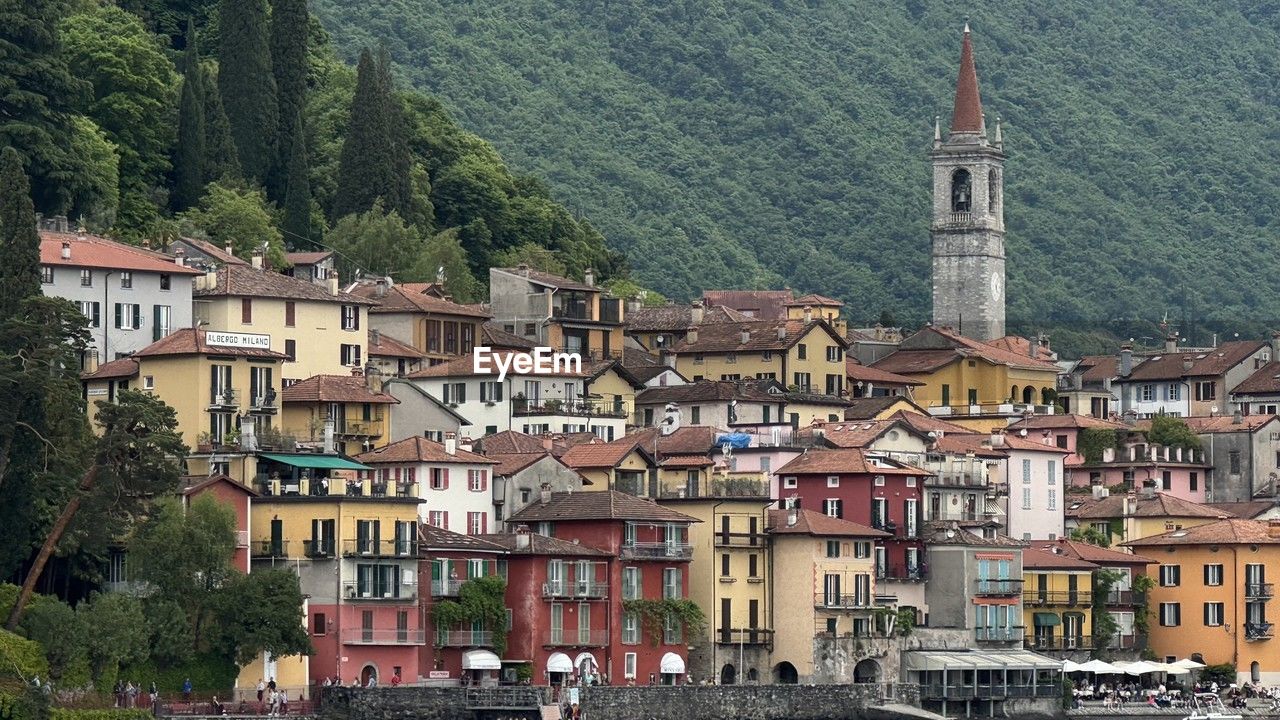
[
  {"x1": 622, "y1": 599, "x2": 705, "y2": 647},
  {"x1": 430, "y1": 576, "x2": 509, "y2": 655}
]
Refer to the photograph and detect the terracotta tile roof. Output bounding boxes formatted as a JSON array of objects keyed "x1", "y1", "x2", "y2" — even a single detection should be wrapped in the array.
[
  {"x1": 1205, "y1": 501, "x2": 1277, "y2": 520},
  {"x1": 479, "y1": 532, "x2": 611, "y2": 556},
  {"x1": 888, "y1": 410, "x2": 977, "y2": 437},
  {"x1": 494, "y1": 267, "x2": 598, "y2": 293},
  {"x1": 419, "y1": 523, "x2": 507, "y2": 551},
  {"x1": 559, "y1": 438, "x2": 647, "y2": 469},
  {"x1": 630, "y1": 426, "x2": 720, "y2": 456},
  {"x1": 777, "y1": 447, "x2": 928, "y2": 476},
  {"x1": 1123, "y1": 519, "x2": 1280, "y2": 547},
  {"x1": 479, "y1": 431, "x2": 547, "y2": 454},
  {"x1": 367, "y1": 331, "x2": 425, "y2": 359},
  {"x1": 41, "y1": 232, "x2": 203, "y2": 275},
  {"x1": 988, "y1": 336, "x2": 1055, "y2": 361},
  {"x1": 488, "y1": 452, "x2": 554, "y2": 477},
  {"x1": 405, "y1": 351, "x2": 588, "y2": 379},
  {"x1": 636, "y1": 380, "x2": 773, "y2": 404},
  {"x1": 842, "y1": 396, "x2": 920, "y2": 420},
  {"x1": 352, "y1": 283, "x2": 491, "y2": 318},
  {"x1": 784, "y1": 293, "x2": 844, "y2": 308},
  {"x1": 869, "y1": 349, "x2": 963, "y2": 374},
  {"x1": 507, "y1": 490, "x2": 700, "y2": 524},
  {"x1": 1179, "y1": 415, "x2": 1280, "y2": 434},
  {"x1": 181, "y1": 474, "x2": 260, "y2": 498},
  {"x1": 999, "y1": 435, "x2": 1073, "y2": 454},
  {"x1": 1122, "y1": 341, "x2": 1266, "y2": 381},
  {"x1": 808, "y1": 420, "x2": 911, "y2": 449},
  {"x1": 1078, "y1": 355, "x2": 1119, "y2": 383},
  {"x1": 626, "y1": 364, "x2": 683, "y2": 384},
  {"x1": 133, "y1": 328, "x2": 289, "y2": 359},
  {"x1": 82, "y1": 357, "x2": 139, "y2": 380},
  {"x1": 1020, "y1": 546, "x2": 1098, "y2": 571},
  {"x1": 873, "y1": 326, "x2": 1059, "y2": 374},
  {"x1": 1007, "y1": 414, "x2": 1128, "y2": 431},
  {"x1": 950, "y1": 27, "x2": 983, "y2": 133},
  {"x1": 623, "y1": 347, "x2": 660, "y2": 367},
  {"x1": 766, "y1": 508, "x2": 888, "y2": 537},
  {"x1": 280, "y1": 374, "x2": 398, "y2": 404},
  {"x1": 170, "y1": 237, "x2": 249, "y2": 265},
  {"x1": 922, "y1": 521, "x2": 1025, "y2": 547},
  {"x1": 701, "y1": 290, "x2": 794, "y2": 320},
  {"x1": 194, "y1": 264, "x2": 375, "y2": 304},
  {"x1": 658, "y1": 454, "x2": 715, "y2": 468},
  {"x1": 284, "y1": 251, "x2": 332, "y2": 265},
  {"x1": 355, "y1": 436, "x2": 495, "y2": 465},
  {"x1": 934, "y1": 433, "x2": 1008, "y2": 458},
  {"x1": 1066, "y1": 492, "x2": 1234, "y2": 520},
  {"x1": 1040, "y1": 538, "x2": 1155, "y2": 565},
  {"x1": 625, "y1": 304, "x2": 751, "y2": 333},
  {"x1": 671, "y1": 319, "x2": 842, "y2": 354},
  {"x1": 1233, "y1": 361, "x2": 1280, "y2": 394},
  {"x1": 846, "y1": 359, "x2": 924, "y2": 386},
  {"x1": 481, "y1": 322, "x2": 536, "y2": 350}
]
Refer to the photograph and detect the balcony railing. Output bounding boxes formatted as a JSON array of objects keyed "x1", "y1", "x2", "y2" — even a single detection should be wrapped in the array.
[
  {"x1": 1023, "y1": 591, "x2": 1092, "y2": 607},
  {"x1": 816, "y1": 594, "x2": 874, "y2": 610},
  {"x1": 716, "y1": 628, "x2": 774, "y2": 645},
  {"x1": 714, "y1": 533, "x2": 765, "y2": 548},
  {"x1": 1104, "y1": 589, "x2": 1144, "y2": 606},
  {"x1": 431, "y1": 578, "x2": 463, "y2": 597},
  {"x1": 338, "y1": 418, "x2": 384, "y2": 437},
  {"x1": 1246, "y1": 583, "x2": 1275, "y2": 600},
  {"x1": 342, "y1": 539, "x2": 417, "y2": 558},
  {"x1": 925, "y1": 473, "x2": 988, "y2": 488},
  {"x1": 876, "y1": 565, "x2": 927, "y2": 582},
  {"x1": 1024, "y1": 635, "x2": 1094, "y2": 651},
  {"x1": 975, "y1": 579, "x2": 1024, "y2": 596},
  {"x1": 341, "y1": 580, "x2": 417, "y2": 602},
  {"x1": 248, "y1": 390, "x2": 278, "y2": 413},
  {"x1": 542, "y1": 582, "x2": 609, "y2": 599},
  {"x1": 1110, "y1": 633, "x2": 1138, "y2": 650},
  {"x1": 975, "y1": 626, "x2": 1025, "y2": 642},
  {"x1": 1246, "y1": 622, "x2": 1274, "y2": 641},
  {"x1": 304, "y1": 539, "x2": 335, "y2": 558},
  {"x1": 621, "y1": 542, "x2": 692, "y2": 560},
  {"x1": 544, "y1": 630, "x2": 609, "y2": 647},
  {"x1": 436, "y1": 630, "x2": 493, "y2": 647},
  {"x1": 342, "y1": 629, "x2": 425, "y2": 645},
  {"x1": 208, "y1": 388, "x2": 238, "y2": 408},
  {"x1": 928, "y1": 402, "x2": 1056, "y2": 418},
  {"x1": 251, "y1": 540, "x2": 289, "y2": 558},
  {"x1": 513, "y1": 398, "x2": 628, "y2": 419}
]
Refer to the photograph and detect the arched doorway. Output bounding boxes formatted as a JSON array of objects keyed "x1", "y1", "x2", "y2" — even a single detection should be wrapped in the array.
[
  {"x1": 360, "y1": 664, "x2": 378, "y2": 687},
  {"x1": 854, "y1": 659, "x2": 881, "y2": 684},
  {"x1": 1042, "y1": 387, "x2": 1054, "y2": 406},
  {"x1": 774, "y1": 662, "x2": 798, "y2": 685},
  {"x1": 720, "y1": 664, "x2": 736, "y2": 685},
  {"x1": 1010, "y1": 385, "x2": 1019, "y2": 403},
  {"x1": 1252, "y1": 661, "x2": 1261, "y2": 683},
  {"x1": 746, "y1": 668, "x2": 759, "y2": 684},
  {"x1": 1022, "y1": 386, "x2": 1034, "y2": 404}
]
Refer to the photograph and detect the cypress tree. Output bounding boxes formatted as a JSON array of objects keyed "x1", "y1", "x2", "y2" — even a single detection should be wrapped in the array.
[
  {"x1": 268, "y1": 0, "x2": 309, "y2": 202},
  {"x1": 281, "y1": 112, "x2": 311, "y2": 245},
  {"x1": 0, "y1": 147, "x2": 42, "y2": 317},
  {"x1": 172, "y1": 20, "x2": 207, "y2": 211},
  {"x1": 332, "y1": 48, "x2": 412, "y2": 221},
  {"x1": 202, "y1": 65, "x2": 242, "y2": 183},
  {"x1": 217, "y1": 0, "x2": 278, "y2": 183}
]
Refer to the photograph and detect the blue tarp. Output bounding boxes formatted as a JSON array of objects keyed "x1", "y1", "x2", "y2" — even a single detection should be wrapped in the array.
[{"x1": 715, "y1": 433, "x2": 752, "y2": 449}]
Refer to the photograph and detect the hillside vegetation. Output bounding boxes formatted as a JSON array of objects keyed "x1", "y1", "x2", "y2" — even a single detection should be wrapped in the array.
[{"x1": 310, "y1": 0, "x2": 1280, "y2": 337}]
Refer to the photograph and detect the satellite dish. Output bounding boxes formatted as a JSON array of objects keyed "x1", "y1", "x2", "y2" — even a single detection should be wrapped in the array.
[{"x1": 1019, "y1": 429, "x2": 1028, "y2": 437}]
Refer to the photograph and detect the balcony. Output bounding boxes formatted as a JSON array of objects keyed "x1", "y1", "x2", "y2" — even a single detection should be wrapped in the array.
[
  {"x1": 975, "y1": 626, "x2": 1025, "y2": 642},
  {"x1": 436, "y1": 630, "x2": 493, "y2": 647},
  {"x1": 1246, "y1": 622, "x2": 1274, "y2": 641},
  {"x1": 512, "y1": 397, "x2": 629, "y2": 419},
  {"x1": 542, "y1": 581, "x2": 609, "y2": 600},
  {"x1": 342, "y1": 539, "x2": 417, "y2": 559},
  {"x1": 925, "y1": 473, "x2": 988, "y2": 489},
  {"x1": 1104, "y1": 589, "x2": 1144, "y2": 606},
  {"x1": 1024, "y1": 635, "x2": 1094, "y2": 651},
  {"x1": 974, "y1": 579, "x2": 1023, "y2": 596},
  {"x1": 208, "y1": 388, "x2": 238, "y2": 409},
  {"x1": 338, "y1": 417, "x2": 384, "y2": 437},
  {"x1": 1246, "y1": 583, "x2": 1275, "y2": 600},
  {"x1": 716, "y1": 628, "x2": 774, "y2": 645},
  {"x1": 251, "y1": 540, "x2": 289, "y2": 559},
  {"x1": 1110, "y1": 633, "x2": 1138, "y2": 650},
  {"x1": 247, "y1": 390, "x2": 278, "y2": 414},
  {"x1": 1023, "y1": 591, "x2": 1092, "y2": 607},
  {"x1": 815, "y1": 594, "x2": 874, "y2": 610},
  {"x1": 922, "y1": 684, "x2": 1058, "y2": 701},
  {"x1": 432, "y1": 579, "x2": 463, "y2": 597},
  {"x1": 927, "y1": 402, "x2": 1056, "y2": 418},
  {"x1": 621, "y1": 542, "x2": 693, "y2": 561},
  {"x1": 341, "y1": 580, "x2": 417, "y2": 602},
  {"x1": 876, "y1": 564, "x2": 927, "y2": 582},
  {"x1": 544, "y1": 630, "x2": 609, "y2": 648},
  {"x1": 342, "y1": 628, "x2": 425, "y2": 646},
  {"x1": 714, "y1": 533, "x2": 765, "y2": 548},
  {"x1": 304, "y1": 539, "x2": 335, "y2": 559}
]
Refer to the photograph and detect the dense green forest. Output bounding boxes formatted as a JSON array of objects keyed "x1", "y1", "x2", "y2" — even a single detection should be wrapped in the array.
[{"x1": 308, "y1": 0, "x2": 1280, "y2": 341}]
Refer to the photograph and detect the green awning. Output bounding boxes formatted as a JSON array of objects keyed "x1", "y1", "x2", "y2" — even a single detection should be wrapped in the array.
[
  {"x1": 1033, "y1": 612, "x2": 1061, "y2": 627},
  {"x1": 258, "y1": 453, "x2": 369, "y2": 471}
]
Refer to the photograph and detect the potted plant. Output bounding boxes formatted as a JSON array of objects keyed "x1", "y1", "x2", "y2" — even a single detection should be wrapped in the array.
[
  {"x1": 196, "y1": 431, "x2": 214, "y2": 453},
  {"x1": 544, "y1": 399, "x2": 563, "y2": 413},
  {"x1": 512, "y1": 392, "x2": 528, "y2": 413}
]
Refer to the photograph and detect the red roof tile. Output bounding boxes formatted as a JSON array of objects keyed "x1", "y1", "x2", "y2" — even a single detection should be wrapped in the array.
[
  {"x1": 1020, "y1": 546, "x2": 1098, "y2": 571},
  {"x1": 284, "y1": 251, "x2": 332, "y2": 265},
  {"x1": 1179, "y1": 414, "x2": 1280, "y2": 434},
  {"x1": 671, "y1": 319, "x2": 844, "y2": 354},
  {"x1": 783, "y1": 293, "x2": 844, "y2": 308},
  {"x1": 846, "y1": 358, "x2": 924, "y2": 386},
  {"x1": 988, "y1": 336, "x2": 1056, "y2": 362},
  {"x1": 367, "y1": 331, "x2": 425, "y2": 359},
  {"x1": 280, "y1": 374, "x2": 398, "y2": 404},
  {"x1": 419, "y1": 523, "x2": 508, "y2": 551},
  {"x1": 625, "y1": 304, "x2": 751, "y2": 333},
  {"x1": 494, "y1": 267, "x2": 598, "y2": 293},
  {"x1": 700, "y1": 290, "x2": 794, "y2": 320},
  {"x1": 559, "y1": 439, "x2": 646, "y2": 469},
  {"x1": 351, "y1": 283, "x2": 491, "y2": 318},
  {"x1": 1123, "y1": 341, "x2": 1266, "y2": 381},
  {"x1": 1067, "y1": 493, "x2": 1234, "y2": 520},
  {"x1": 658, "y1": 454, "x2": 715, "y2": 468},
  {"x1": 405, "y1": 351, "x2": 589, "y2": 379},
  {"x1": 82, "y1": 357, "x2": 139, "y2": 380},
  {"x1": 170, "y1": 237, "x2": 249, "y2": 265},
  {"x1": 873, "y1": 326, "x2": 1059, "y2": 374},
  {"x1": 1123, "y1": 519, "x2": 1280, "y2": 547},
  {"x1": 777, "y1": 448, "x2": 928, "y2": 476},
  {"x1": 1041, "y1": 538, "x2": 1155, "y2": 565},
  {"x1": 950, "y1": 26, "x2": 983, "y2": 133},
  {"x1": 355, "y1": 436, "x2": 495, "y2": 465},
  {"x1": 195, "y1": 264, "x2": 375, "y2": 304},
  {"x1": 41, "y1": 232, "x2": 202, "y2": 275},
  {"x1": 1233, "y1": 361, "x2": 1280, "y2": 394},
  {"x1": 133, "y1": 328, "x2": 289, "y2": 359},
  {"x1": 481, "y1": 322, "x2": 536, "y2": 350},
  {"x1": 767, "y1": 508, "x2": 888, "y2": 537},
  {"x1": 479, "y1": 533, "x2": 612, "y2": 557},
  {"x1": 1006, "y1": 415, "x2": 1128, "y2": 431},
  {"x1": 507, "y1": 490, "x2": 700, "y2": 523},
  {"x1": 889, "y1": 410, "x2": 977, "y2": 437},
  {"x1": 488, "y1": 452, "x2": 555, "y2": 477}
]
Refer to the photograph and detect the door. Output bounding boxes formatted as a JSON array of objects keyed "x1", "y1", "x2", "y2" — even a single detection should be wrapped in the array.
[
  {"x1": 362, "y1": 610, "x2": 374, "y2": 643},
  {"x1": 1036, "y1": 574, "x2": 1048, "y2": 604},
  {"x1": 577, "y1": 603, "x2": 591, "y2": 644},
  {"x1": 576, "y1": 560, "x2": 591, "y2": 596},
  {"x1": 270, "y1": 518, "x2": 283, "y2": 557},
  {"x1": 720, "y1": 598, "x2": 732, "y2": 643},
  {"x1": 547, "y1": 560, "x2": 565, "y2": 595},
  {"x1": 748, "y1": 599, "x2": 759, "y2": 643},
  {"x1": 1064, "y1": 614, "x2": 1082, "y2": 649}
]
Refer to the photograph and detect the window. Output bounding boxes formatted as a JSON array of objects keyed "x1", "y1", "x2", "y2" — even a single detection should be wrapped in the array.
[
  {"x1": 1168, "y1": 383, "x2": 1181, "y2": 401},
  {"x1": 430, "y1": 468, "x2": 448, "y2": 490},
  {"x1": 622, "y1": 567, "x2": 640, "y2": 600},
  {"x1": 951, "y1": 168, "x2": 972, "y2": 212},
  {"x1": 1204, "y1": 602, "x2": 1224, "y2": 627},
  {"x1": 443, "y1": 382, "x2": 466, "y2": 404},
  {"x1": 479, "y1": 381, "x2": 503, "y2": 403},
  {"x1": 77, "y1": 301, "x2": 101, "y2": 328},
  {"x1": 1159, "y1": 565, "x2": 1181, "y2": 587},
  {"x1": 1140, "y1": 385, "x2": 1154, "y2": 402},
  {"x1": 119, "y1": 271, "x2": 132, "y2": 289},
  {"x1": 1162, "y1": 470, "x2": 1172, "y2": 491},
  {"x1": 783, "y1": 476, "x2": 797, "y2": 489},
  {"x1": 284, "y1": 339, "x2": 296, "y2": 362},
  {"x1": 1196, "y1": 381, "x2": 1217, "y2": 401},
  {"x1": 151, "y1": 304, "x2": 172, "y2": 341},
  {"x1": 1021, "y1": 487, "x2": 1032, "y2": 510},
  {"x1": 761, "y1": 351, "x2": 772, "y2": 362},
  {"x1": 871, "y1": 498, "x2": 887, "y2": 528},
  {"x1": 690, "y1": 406, "x2": 700, "y2": 424},
  {"x1": 825, "y1": 374, "x2": 842, "y2": 396},
  {"x1": 905, "y1": 498, "x2": 918, "y2": 538},
  {"x1": 826, "y1": 346, "x2": 842, "y2": 362},
  {"x1": 853, "y1": 541, "x2": 871, "y2": 559},
  {"x1": 748, "y1": 554, "x2": 759, "y2": 577},
  {"x1": 40, "y1": 266, "x2": 53, "y2": 284},
  {"x1": 1048, "y1": 459, "x2": 1057, "y2": 480},
  {"x1": 1055, "y1": 434, "x2": 1068, "y2": 449},
  {"x1": 1190, "y1": 472, "x2": 1199, "y2": 491},
  {"x1": 468, "y1": 469, "x2": 487, "y2": 492},
  {"x1": 467, "y1": 512, "x2": 486, "y2": 535},
  {"x1": 159, "y1": 273, "x2": 170, "y2": 291},
  {"x1": 313, "y1": 613, "x2": 326, "y2": 635},
  {"x1": 80, "y1": 269, "x2": 92, "y2": 287},
  {"x1": 622, "y1": 612, "x2": 639, "y2": 644},
  {"x1": 241, "y1": 298, "x2": 252, "y2": 323},
  {"x1": 725, "y1": 353, "x2": 737, "y2": 365},
  {"x1": 797, "y1": 344, "x2": 807, "y2": 360},
  {"x1": 793, "y1": 372, "x2": 811, "y2": 391},
  {"x1": 114, "y1": 303, "x2": 142, "y2": 330},
  {"x1": 341, "y1": 304, "x2": 360, "y2": 331},
  {"x1": 826, "y1": 540, "x2": 840, "y2": 558},
  {"x1": 624, "y1": 652, "x2": 637, "y2": 680},
  {"x1": 1204, "y1": 564, "x2": 1223, "y2": 587},
  {"x1": 662, "y1": 568, "x2": 682, "y2": 599},
  {"x1": 663, "y1": 614, "x2": 682, "y2": 644},
  {"x1": 693, "y1": 354, "x2": 704, "y2": 365},
  {"x1": 284, "y1": 301, "x2": 295, "y2": 327},
  {"x1": 1230, "y1": 450, "x2": 1242, "y2": 475},
  {"x1": 143, "y1": 375, "x2": 155, "y2": 390},
  {"x1": 826, "y1": 475, "x2": 840, "y2": 488},
  {"x1": 1022, "y1": 459, "x2": 1032, "y2": 484},
  {"x1": 1048, "y1": 488, "x2": 1057, "y2": 511},
  {"x1": 340, "y1": 344, "x2": 362, "y2": 366}
]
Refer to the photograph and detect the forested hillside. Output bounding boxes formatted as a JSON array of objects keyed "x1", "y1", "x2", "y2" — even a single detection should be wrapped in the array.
[{"x1": 310, "y1": 0, "x2": 1280, "y2": 337}]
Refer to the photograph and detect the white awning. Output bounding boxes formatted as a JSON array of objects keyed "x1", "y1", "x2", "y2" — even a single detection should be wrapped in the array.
[
  {"x1": 660, "y1": 652, "x2": 686, "y2": 674},
  {"x1": 904, "y1": 650, "x2": 1062, "y2": 672},
  {"x1": 1077, "y1": 659, "x2": 1121, "y2": 674},
  {"x1": 463, "y1": 650, "x2": 501, "y2": 670},
  {"x1": 547, "y1": 652, "x2": 573, "y2": 674},
  {"x1": 574, "y1": 653, "x2": 599, "y2": 673},
  {"x1": 1173, "y1": 658, "x2": 1206, "y2": 670}
]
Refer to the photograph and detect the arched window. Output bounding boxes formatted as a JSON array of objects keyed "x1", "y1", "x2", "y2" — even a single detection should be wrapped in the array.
[
  {"x1": 1011, "y1": 385, "x2": 1020, "y2": 403},
  {"x1": 988, "y1": 169, "x2": 999, "y2": 213},
  {"x1": 1022, "y1": 386, "x2": 1035, "y2": 404},
  {"x1": 951, "y1": 169, "x2": 972, "y2": 212}
]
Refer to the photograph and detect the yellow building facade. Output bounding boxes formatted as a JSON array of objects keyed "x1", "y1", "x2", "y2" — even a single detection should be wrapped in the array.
[
  {"x1": 279, "y1": 374, "x2": 399, "y2": 456},
  {"x1": 1020, "y1": 547, "x2": 1096, "y2": 654},
  {"x1": 671, "y1": 319, "x2": 849, "y2": 396}
]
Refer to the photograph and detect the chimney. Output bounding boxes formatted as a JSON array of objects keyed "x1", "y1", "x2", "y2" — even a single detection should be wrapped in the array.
[
  {"x1": 370, "y1": 328, "x2": 380, "y2": 347},
  {"x1": 803, "y1": 305, "x2": 813, "y2": 324},
  {"x1": 539, "y1": 482, "x2": 552, "y2": 505},
  {"x1": 1271, "y1": 331, "x2": 1280, "y2": 360},
  {"x1": 690, "y1": 301, "x2": 704, "y2": 326},
  {"x1": 1141, "y1": 479, "x2": 1157, "y2": 499},
  {"x1": 224, "y1": 242, "x2": 234, "y2": 258},
  {"x1": 740, "y1": 329, "x2": 750, "y2": 344},
  {"x1": 364, "y1": 364, "x2": 383, "y2": 393},
  {"x1": 251, "y1": 247, "x2": 263, "y2": 270},
  {"x1": 1268, "y1": 519, "x2": 1280, "y2": 539},
  {"x1": 53, "y1": 215, "x2": 69, "y2": 232},
  {"x1": 459, "y1": 436, "x2": 475, "y2": 453},
  {"x1": 327, "y1": 275, "x2": 339, "y2": 295},
  {"x1": 626, "y1": 297, "x2": 642, "y2": 314},
  {"x1": 516, "y1": 263, "x2": 531, "y2": 277},
  {"x1": 1123, "y1": 493, "x2": 1136, "y2": 517},
  {"x1": 787, "y1": 508, "x2": 798, "y2": 527},
  {"x1": 60, "y1": 241, "x2": 71, "y2": 260},
  {"x1": 1234, "y1": 409, "x2": 1244, "y2": 425},
  {"x1": 515, "y1": 524, "x2": 532, "y2": 550},
  {"x1": 200, "y1": 269, "x2": 217, "y2": 291},
  {"x1": 174, "y1": 248, "x2": 185, "y2": 267},
  {"x1": 1165, "y1": 334, "x2": 1178, "y2": 354},
  {"x1": 777, "y1": 326, "x2": 786, "y2": 341},
  {"x1": 687, "y1": 328, "x2": 698, "y2": 344},
  {"x1": 444, "y1": 431, "x2": 457, "y2": 456},
  {"x1": 1027, "y1": 336, "x2": 1038, "y2": 358},
  {"x1": 375, "y1": 277, "x2": 387, "y2": 298},
  {"x1": 583, "y1": 267, "x2": 595, "y2": 287},
  {"x1": 663, "y1": 352, "x2": 676, "y2": 369},
  {"x1": 989, "y1": 430, "x2": 1005, "y2": 448},
  {"x1": 323, "y1": 418, "x2": 335, "y2": 454},
  {"x1": 542, "y1": 433, "x2": 554, "y2": 451},
  {"x1": 1182, "y1": 356, "x2": 1194, "y2": 372},
  {"x1": 1119, "y1": 343, "x2": 1133, "y2": 377}
]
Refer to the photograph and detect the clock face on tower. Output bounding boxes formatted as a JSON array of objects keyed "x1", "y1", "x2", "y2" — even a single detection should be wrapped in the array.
[{"x1": 990, "y1": 272, "x2": 1003, "y2": 301}]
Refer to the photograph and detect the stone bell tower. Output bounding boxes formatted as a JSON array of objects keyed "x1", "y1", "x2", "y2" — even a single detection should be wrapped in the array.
[{"x1": 930, "y1": 23, "x2": 1006, "y2": 342}]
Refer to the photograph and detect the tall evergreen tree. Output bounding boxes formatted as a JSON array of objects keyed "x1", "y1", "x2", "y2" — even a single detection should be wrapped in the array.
[
  {"x1": 217, "y1": 0, "x2": 278, "y2": 183},
  {"x1": 332, "y1": 48, "x2": 412, "y2": 221},
  {"x1": 281, "y1": 112, "x2": 311, "y2": 245},
  {"x1": 172, "y1": 20, "x2": 207, "y2": 211},
  {"x1": 268, "y1": 0, "x2": 309, "y2": 202},
  {"x1": 202, "y1": 65, "x2": 241, "y2": 182},
  {"x1": 0, "y1": 148, "x2": 41, "y2": 317}
]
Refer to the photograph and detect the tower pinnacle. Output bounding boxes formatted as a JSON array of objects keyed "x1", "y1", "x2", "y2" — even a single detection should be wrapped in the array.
[{"x1": 949, "y1": 24, "x2": 984, "y2": 135}]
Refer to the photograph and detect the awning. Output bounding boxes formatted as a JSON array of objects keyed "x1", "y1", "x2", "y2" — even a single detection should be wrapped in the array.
[
  {"x1": 660, "y1": 652, "x2": 686, "y2": 675},
  {"x1": 1173, "y1": 658, "x2": 1206, "y2": 670},
  {"x1": 574, "y1": 653, "x2": 598, "y2": 673},
  {"x1": 904, "y1": 650, "x2": 1062, "y2": 672},
  {"x1": 258, "y1": 453, "x2": 370, "y2": 470},
  {"x1": 463, "y1": 650, "x2": 501, "y2": 670},
  {"x1": 547, "y1": 652, "x2": 573, "y2": 674},
  {"x1": 1077, "y1": 659, "x2": 1120, "y2": 674},
  {"x1": 1033, "y1": 612, "x2": 1061, "y2": 627}
]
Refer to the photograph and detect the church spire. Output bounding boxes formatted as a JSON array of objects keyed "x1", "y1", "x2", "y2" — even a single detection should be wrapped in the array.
[{"x1": 949, "y1": 23, "x2": 984, "y2": 135}]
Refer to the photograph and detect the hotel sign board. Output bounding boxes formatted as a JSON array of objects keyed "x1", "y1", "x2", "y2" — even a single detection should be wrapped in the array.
[{"x1": 206, "y1": 331, "x2": 272, "y2": 350}]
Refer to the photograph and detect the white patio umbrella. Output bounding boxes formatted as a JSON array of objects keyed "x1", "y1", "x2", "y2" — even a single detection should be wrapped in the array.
[
  {"x1": 1173, "y1": 659, "x2": 1207, "y2": 670},
  {"x1": 1158, "y1": 664, "x2": 1191, "y2": 676},
  {"x1": 1117, "y1": 660, "x2": 1164, "y2": 675},
  {"x1": 1062, "y1": 660, "x2": 1083, "y2": 673},
  {"x1": 1078, "y1": 659, "x2": 1120, "y2": 674}
]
